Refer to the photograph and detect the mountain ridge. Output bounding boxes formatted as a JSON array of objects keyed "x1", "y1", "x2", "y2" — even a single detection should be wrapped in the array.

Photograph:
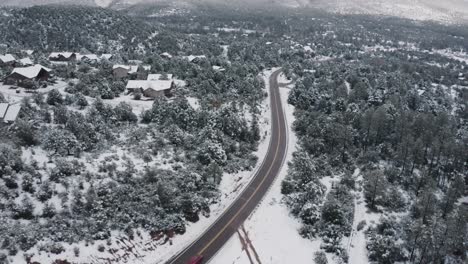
[{"x1": 0, "y1": 0, "x2": 467, "y2": 24}]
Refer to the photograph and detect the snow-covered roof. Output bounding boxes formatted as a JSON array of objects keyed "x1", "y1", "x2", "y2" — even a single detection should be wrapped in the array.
[
  {"x1": 161, "y1": 52, "x2": 173, "y2": 58},
  {"x1": 147, "y1": 74, "x2": 173, "y2": 80},
  {"x1": 187, "y1": 55, "x2": 206, "y2": 62},
  {"x1": 19, "y1": 58, "x2": 33, "y2": 66},
  {"x1": 11, "y1": 64, "x2": 51, "y2": 79},
  {"x1": 100, "y1": 54, "x2": 113, "y2": 60},
  {"x1": 0, "y1": 103, "x2": 8, "y2": 118},
  {"x1": 113, "y1": 65, "x2": 139, "y2": 74},
  {"x1": 212, "y1": 66, "x2": 225, "y2": 72},
  {"x1": 78, "y1": 54, "x2": 99, "y2": 61},
  {"x1": 22, "y1": 50, "x2": 34, "y2": 55},
  {"x1": 113, "y1": 64, "x2": 129, "y2": 70},
  {"x1": 49, "y1": 52, "x2": 76, "y2": 59},
  {"x1": 3, "y1": 104, "x2": 21, "y2": 122},
  {"x1": 0, "y1": 54, "x2": 15, "y2": 63},
  {"x1": 142, "y1": 65, "x2": 152, "y2": 71},
  {"x1": 304, "y1": 45, "x2": 314, "y2": 52},
  {"x1": 126, "y1": 80, "x2": 173, "y2": 91}
]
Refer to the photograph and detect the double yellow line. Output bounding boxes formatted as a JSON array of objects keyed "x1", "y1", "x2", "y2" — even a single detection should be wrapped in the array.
[{"x1": 197, "y1": 70, "x2": 284, "y2": 256}]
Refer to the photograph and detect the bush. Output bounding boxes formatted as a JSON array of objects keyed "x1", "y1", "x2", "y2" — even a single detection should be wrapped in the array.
[
  {"x1": 357, "y1": 220, "x2": 366, "y2": 231},
  {"x1": 314, "y1": 251, "x2": 328, "y2": 264},
  {"x1": 46, "y1": 89, "x2": 63, "y2": 106}
]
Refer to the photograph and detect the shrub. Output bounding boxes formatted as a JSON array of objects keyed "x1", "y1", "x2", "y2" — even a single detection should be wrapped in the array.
[
  {"x1": 314, "y1": 251, "x2": 328, "y2": 264},
  {"x1": 357, "y1": 220, "x2": 366, "y2": 231}
]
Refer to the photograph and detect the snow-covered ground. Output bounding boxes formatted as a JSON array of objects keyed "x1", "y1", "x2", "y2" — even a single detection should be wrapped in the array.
[
  {"x1": 0, "y1": 80, "x2": 68, "y2": 104},
  {"x1": 17, "y1": 69, "x2": 274, "y2": 264},
  {"x1": 211, "y1": 73, "x2": 326, "y2": 264},
  {"x1": 313, "y1": 0, "x2": 468, "y2": 24},
  {"x1": 344, "y1": 169, "x2": 381, "y2": 264}
]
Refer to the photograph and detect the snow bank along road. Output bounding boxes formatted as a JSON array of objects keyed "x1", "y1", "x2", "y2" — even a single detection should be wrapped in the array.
[{"x1": 166, "y1": 69, "x2": 288, "y2": 264}]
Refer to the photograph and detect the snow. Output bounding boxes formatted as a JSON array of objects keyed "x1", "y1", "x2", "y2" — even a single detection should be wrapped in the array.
[
  {"x1": 0, "y1": 80, "x2": 67, "y2": 104},
  {"x1": 221, "y1": 45, "x2": 229, "y2": 59},
  {"x1": 20, "y1": 70, "x2": 274, "y2": 264},
  {"x1": 126, "y1": 80, "x2": 173, "y2": 91},
  {"x1": 345, "y1": 169, "x2": 381, "y2": 264},
  {"x1": 186, "y1": 55, "x2": 207, "y2": 62},
  {"x1": 144, "y1": 69, "x2": 274, "y2": 264},
  {"x1": 304, "y1": 45, "x2": 314, "y2": 52},
  {"x1": 161, "y1": 52, "x2": 173, "y2": 58},
  {"x1": 212, "y1": 65, "x2": 225, "y2": 72},
  {"x1": 11, "y1": 64, "x2": 51, "y2": 79},
  {"x1": 217, "y1": 28, "x2": 256, "y2": 34},
  {"x1": 0, "y1": 103, "x2": 8, "y2": 118},
  {"x1": 103, "y1": 94, "x2": 154, "y2": 116},
  {"x1": 3, "y1": 104, "x2": 21, "y2": 122},
  {"x1": 113, "y1": 65, "x2": 139, "y2": 74},
  {"x1": 94, "y1": 0, "x2": 113, "y2": 7},
  {"x1": 186, "y1": 97, "x2": 200, "y2": 110},
  {"x1": 77, "y1": 54, "x2": 99, "y2": 61},
  {"x1": 49, "y1": 52, "x2": 75, "y2": 59},
  {"x1": 101, "y1": 54, "x2": 113, "y2": 60},
  {"x1": 313, "y1": 0, "x2": 468, "y2": 24},
  {"x1": 19, "y1": 57, "x2": 33, "y2": 65},
  {"x1": 212, "y1": 69, "x2": 323, "y2": 264},
  {"x1": 0, "y1": 53, "x2": 15, "y2": 63}
]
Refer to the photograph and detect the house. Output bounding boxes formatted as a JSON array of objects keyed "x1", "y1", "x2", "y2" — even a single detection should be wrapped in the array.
[
  {"x1": 77, "y1": 54, "x2": 99, "y2": 62},
  {"x1": 147, "y1": 74, "x2": 173, "y2": 81},
  {"x1": 186, "y1": 55, "x2": 206, "y2": 63},
  {"x1": 126, "y1": 80, "x2": 175, "y2": 98},
  {"x1": 49, "y1": 52, "x2": 77, "y2": 62},
  {"x1": 0, "y1": 103, "x2": 21, "y2": 123},
  {"x1": 18, "y1": 58, "x2": 33, "y2": 66},
  {"x1": 4, "y1": 64, "x2": 51, "y2": 87},
  {"x1": 22, "y1": 50, "x2": 34, "y2": 56},
  {"x1": 0, "y1": 54, "x2": 16, "y2": 66},
  {"x1": 113, "y1": 65, "x2": 138, "y2": 78}
]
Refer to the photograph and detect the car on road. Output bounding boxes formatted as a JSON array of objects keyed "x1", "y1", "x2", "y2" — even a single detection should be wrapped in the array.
[{"x1": 188, "y1": 255, "x2": 204, "y2": 264}]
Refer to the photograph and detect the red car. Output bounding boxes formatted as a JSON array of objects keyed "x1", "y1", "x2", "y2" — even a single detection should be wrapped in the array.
[{"x1": 188, "y1": 255, "x2": 204, "y2": 264}]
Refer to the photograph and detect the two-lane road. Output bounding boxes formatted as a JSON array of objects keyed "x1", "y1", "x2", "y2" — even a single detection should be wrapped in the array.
[{"x1": 167, "y1": 69, "x2": 287, "y2": 264}]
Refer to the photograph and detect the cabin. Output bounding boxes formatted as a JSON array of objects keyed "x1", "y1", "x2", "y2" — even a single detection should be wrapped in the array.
[
  {"x1": 22, "y1": 50, "x2": 35, "y2": 56},
  {"x1": 113, "y1": 65, "x2": 138, "y2": 78},
  {"x1": 4, "y1": 64, "x2": 51, "y2": 88},
  {"x1": 49, "y1": 52, "x2": 77, "y2": 62},
  {"x1": 126, "y1": 80, "x2": 175, "y2": 98},
  {"x1": 187, "y1": 55, "x2": 206, "y2": 63},
  {"x1": 0, "y1": 54, "x2": 16, "y2": 66},
  {"x1": 0, "y1": 103, "x2": 21, "y2": 123},
  {"x1": 78, "y1": 54, "x2": 99, "y2": 62}
]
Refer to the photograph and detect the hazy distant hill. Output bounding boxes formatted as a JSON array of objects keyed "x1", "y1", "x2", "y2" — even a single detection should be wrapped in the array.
[
  {"x1": 0, "y1": 0, "x2": 96, "y2": 6},
  {"x1": 0, "y1": 0, "x2": 467, "y2": 24}
]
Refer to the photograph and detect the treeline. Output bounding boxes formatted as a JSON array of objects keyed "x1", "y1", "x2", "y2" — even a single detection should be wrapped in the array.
[{"x1": 282, "y1": 16, "x2": 467, "y2": 264}]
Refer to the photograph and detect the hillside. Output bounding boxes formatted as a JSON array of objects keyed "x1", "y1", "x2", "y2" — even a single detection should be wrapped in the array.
[
  {"x1": 1, "y1": 0, "x2": 468, "y2": 24},
  {"x1": 0, "y1": 5, "x2": 154, "y2": 52}
]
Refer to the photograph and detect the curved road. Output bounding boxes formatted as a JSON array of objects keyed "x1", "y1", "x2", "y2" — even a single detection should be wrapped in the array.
[{"x1": 167, "y1": 69, "x2": 287, "y2": 264}]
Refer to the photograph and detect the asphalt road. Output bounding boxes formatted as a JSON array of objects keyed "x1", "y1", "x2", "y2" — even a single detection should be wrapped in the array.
[{"x1": 166, "y1": 69, "x2": 287, "y2": 264}]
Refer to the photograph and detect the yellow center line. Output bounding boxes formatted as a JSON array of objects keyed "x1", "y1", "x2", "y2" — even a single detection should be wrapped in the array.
[{"x1": 197, "y1": 71, "x2": 283, "y2": 256}]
